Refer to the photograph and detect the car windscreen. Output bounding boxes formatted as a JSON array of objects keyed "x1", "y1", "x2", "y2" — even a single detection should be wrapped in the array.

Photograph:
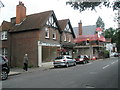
[
  {"x1": 55, "y1": 56, "x2": 64, "y2": 60},
  {"x1": 77, "y1": 55, "x2": 84, "y2": 58}
]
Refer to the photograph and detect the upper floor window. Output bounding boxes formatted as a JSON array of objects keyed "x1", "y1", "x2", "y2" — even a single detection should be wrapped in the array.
[
  {"x1": 46, "y1": 15, "x2": 58, "y2": 28},
  {"x1": 1, "y1": 31, "x2": 7, "y2": 40},
  {"x1": 69, "y1": 35, "x2": 71, "y2": 42},
  {"x1": 53, "y1": 32, "x2": 56, "y2": 40},
  {"x1": 64, "y1": 34, "x2": 67, "y2": 42},
  {"x1": 45, "y1": 28, "x2": 49, "y2": 39}
]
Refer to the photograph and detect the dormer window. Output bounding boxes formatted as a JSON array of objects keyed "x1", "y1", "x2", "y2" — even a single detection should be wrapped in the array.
[
  {"x1": 1, "y1": 31, "x2": 7, "y2": 40},
  {"x1": 45, "y1": 28, "x2": 49, "y2": 39},
  {"x1": 53, "y1": 32, "x2": 56, "y2": 40}
]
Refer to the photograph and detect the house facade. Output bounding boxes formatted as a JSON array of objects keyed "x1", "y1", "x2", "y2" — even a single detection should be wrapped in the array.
[
  {"x1": 0, "y1": 2, "x2": 75, "y2": 67},
  {"x1": 58, "y1": 19, "x2": 75, "y2": 56},
  {"x1": 73, "y1": 21, "x2": 105, "y2": 59}
]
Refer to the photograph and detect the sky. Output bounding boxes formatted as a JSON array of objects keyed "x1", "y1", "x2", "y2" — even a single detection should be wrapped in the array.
[{"x1": 0, "y1": 0, "x2": 118, "y2": 29}]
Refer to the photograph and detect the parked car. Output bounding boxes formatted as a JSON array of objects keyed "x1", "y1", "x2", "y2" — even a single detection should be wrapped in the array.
[
  {"x1": 0, "y1": 56, "x2": 10, "y2": 80},
  {"x1": 75, "y1": 55, "x2": 89, "y2": 64},
  {"x1": 84, "y1": 55, "x2": 90, "y2": 63},
  {"x1": 114, "y1": 53, "x2": 119, "y2": 57},
  {"x1": 53, "y1": 55, "x2": 76, "y2": 68},
  {"x1": 91, "y1": 56, "x2": 97, "y2": 60}
]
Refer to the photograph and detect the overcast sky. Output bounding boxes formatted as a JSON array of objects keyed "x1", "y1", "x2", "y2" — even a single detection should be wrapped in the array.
[{"x1": 0, "y1": 0, "x2": 118, "y2": 29}]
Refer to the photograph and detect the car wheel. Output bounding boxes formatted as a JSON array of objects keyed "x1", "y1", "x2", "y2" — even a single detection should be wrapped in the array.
[
  {"x1": 1, "y1": 70, "x2": 8, "y2": 80},
  {"x1": 83, "y1": 60, "x2": 85, "y2": 64},
  {"x1": 65, "y1": 63, "x2": 69, "y2": 68},
  {"x1": 74, "y1": 62, "x2": 76, "y2": 66},
  {"x1": 54, "y1": 66, "x2": 57, "y2": 68}
]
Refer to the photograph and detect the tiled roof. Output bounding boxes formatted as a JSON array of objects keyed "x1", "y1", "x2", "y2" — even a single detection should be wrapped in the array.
[
  {"x1": 9, "y1": 10, "x2": 57, "y2": 32},
  {"x1": 0, "y1": 21, "x2": 13, "y2": 31},
  {"x1": 58, "y1": 19, "x2": 68, "y2": 30},
  {"x1": 58, "y1": 19, "x2": 75, "y2": 38},
  {"x1": 73, "y1": 25, "x2": 96, "y2": 37}
]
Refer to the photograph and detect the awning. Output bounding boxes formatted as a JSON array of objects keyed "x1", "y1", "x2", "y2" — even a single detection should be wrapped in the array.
[{"x1": 74, "y1": 34, "x2": 106, "y2": 43}]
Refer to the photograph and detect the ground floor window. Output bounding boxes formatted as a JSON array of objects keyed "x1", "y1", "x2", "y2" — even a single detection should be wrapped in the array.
[
  {"x1": 42, "y1": 46, "x2": 59, "y2": 62},
  {"x1": 0, "y1": 48, "x2": 8, "y2": 57}
]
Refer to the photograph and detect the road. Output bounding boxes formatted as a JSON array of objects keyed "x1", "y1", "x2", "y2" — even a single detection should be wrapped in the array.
[{"x1": 2, "y1": 57, "x2": 119, "y2": 88}]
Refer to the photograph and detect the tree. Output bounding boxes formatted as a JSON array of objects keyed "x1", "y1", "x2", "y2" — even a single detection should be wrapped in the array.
[
  {"x1": 104, "y1": 28, "x2": 120, "y2": 52},
  {"x1": 96, "y1": 16, "x2": 105, "y2": 29},
  {"x1": 115, "y1": 29, "x2": 120, "y2": 52},
  {"x1": 66, "y1": 1, "x2": 120, "y2": 12},
  {"x1": 104, "y1": 27, "x2": 116, "y2": 43}
]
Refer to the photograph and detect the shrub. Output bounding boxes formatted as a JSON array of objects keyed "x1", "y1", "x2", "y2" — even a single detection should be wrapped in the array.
[{"x1": 104, "y1": 50, "x2": 110, "y2": 58}]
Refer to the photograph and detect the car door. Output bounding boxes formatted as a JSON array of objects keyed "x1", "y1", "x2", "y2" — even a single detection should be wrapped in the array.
[{"x1": 66, "y1": 56, "x2": 73, "y2": 65}]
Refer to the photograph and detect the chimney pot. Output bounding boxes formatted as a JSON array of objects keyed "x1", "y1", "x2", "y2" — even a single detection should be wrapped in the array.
[{"x1": 16, "y1": 1, "x2": 26, "y2": 24}]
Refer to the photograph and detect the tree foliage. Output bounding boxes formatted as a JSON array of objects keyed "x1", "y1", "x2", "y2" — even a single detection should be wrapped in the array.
[
  {"x1": 96, "y1": 16, "x2": 105, "y2": 29},
  {"x1": 104, "y1": 28, "x2": 120, "y2": 52},
  {"x1": 66, "y1": 1, "x2": 120, "y2": 12}
]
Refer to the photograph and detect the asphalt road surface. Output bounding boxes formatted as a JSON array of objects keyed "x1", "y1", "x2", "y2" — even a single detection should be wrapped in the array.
[{"x1": 2, "y1": 57, "x2": 119, "y2": 88}]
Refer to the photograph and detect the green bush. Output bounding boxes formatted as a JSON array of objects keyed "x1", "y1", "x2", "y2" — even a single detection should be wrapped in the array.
[{"x1": 104, "y1": 50, "x2": 110, "y2": 58}]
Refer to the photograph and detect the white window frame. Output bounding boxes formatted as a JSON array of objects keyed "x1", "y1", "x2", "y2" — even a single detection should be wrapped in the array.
[
  {"x1": 69, "y1": 36, "x2": 71, "y2": 42},
  {"x1": 64, "y1": 34, "x2": 67, "y2": 42},
  {"x1": 45, "y1": 28, "x2": 49, "y2": 39},
  {"x1": 1, "y1": 31, "x2": 7, "y2": 40},
  {"x1": 53, "y1": 32, "x2": 56, "y2": 40},
  {"x1": 2, "y1": 48, "x2": 7, "y2": 57}
]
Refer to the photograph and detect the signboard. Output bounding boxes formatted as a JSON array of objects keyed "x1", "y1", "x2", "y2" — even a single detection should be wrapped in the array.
[{"x1": 38, "y1": 41, "x2": 60, "y2": 47}]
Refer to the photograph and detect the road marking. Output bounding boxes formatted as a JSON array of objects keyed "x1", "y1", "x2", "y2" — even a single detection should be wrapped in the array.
[
  {"x1": 111, "y1": 62, "x2": 115, "y2": 64},
  {"x1": 111, "y1": 60, "x2": 118, "y2": 65},
  {"x1": 103, "y1": 65, "x2": 110, "y2": 69}
]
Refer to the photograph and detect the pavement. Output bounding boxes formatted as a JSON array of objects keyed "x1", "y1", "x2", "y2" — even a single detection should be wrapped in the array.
[
  {"x1": 9, "y1": 62, "x2": 54, "y2": 76},
  {"x1": 9, "y1": 57, "x2": 117, "y2": 76}
]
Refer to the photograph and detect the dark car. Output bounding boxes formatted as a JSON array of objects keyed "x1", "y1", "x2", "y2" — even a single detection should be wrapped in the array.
[
  {"x1": 0, "y1": 56, "x2": 10, "y2": 80},
  {"x1": 114, "y1": 53, "x2": 119, "y2": 57},
  {"x1": 75, "y1": 55, "x2": 89, "y2": 64}
]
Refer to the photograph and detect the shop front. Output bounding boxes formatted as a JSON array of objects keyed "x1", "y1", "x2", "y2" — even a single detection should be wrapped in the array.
[{"x1": 38, "y1": 41, "x2": 60, "y2": 67}]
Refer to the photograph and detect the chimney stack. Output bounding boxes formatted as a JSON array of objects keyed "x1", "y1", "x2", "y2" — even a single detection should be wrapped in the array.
[
  {"x1": 78, "y1": 20, "x2": 82, "y2": 35},
  {"x1": 16, "y1": 1, "x2": 26, "y2": 24}
]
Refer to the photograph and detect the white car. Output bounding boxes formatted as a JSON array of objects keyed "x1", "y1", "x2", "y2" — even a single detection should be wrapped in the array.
[{"x1": 53, "y1": 55, "x2": 76, "y2": 68}]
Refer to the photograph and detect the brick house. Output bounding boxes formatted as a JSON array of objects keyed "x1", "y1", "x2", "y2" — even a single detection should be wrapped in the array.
[
  {"x1": 1, "y1": 2, "x2": 62, "y2": 67},
  {"x1": 0, "y1": 2, "x2": 75, "y2": 67},
  {"x1": 0, "y1": 21, "x2": 12, "y2": 57},
  {"x1": 58, "y1": 19, "x2": 75, "y2": 56}
]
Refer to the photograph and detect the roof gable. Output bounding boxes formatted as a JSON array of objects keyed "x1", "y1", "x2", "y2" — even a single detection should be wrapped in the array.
[
  {"x1": 0, "y1": 21, "x2": 13, "y2": 31},
  {"x1": 58, "y1": 19, "x2": 75, "y2": 38},
  {"x1": 10, "y1": 10, "x2": 60, "y2": 32}
]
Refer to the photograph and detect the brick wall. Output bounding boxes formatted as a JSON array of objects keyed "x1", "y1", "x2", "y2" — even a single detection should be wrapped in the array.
[{"x1": 10, "y1": 30, "x2": 40, "y2": 67}]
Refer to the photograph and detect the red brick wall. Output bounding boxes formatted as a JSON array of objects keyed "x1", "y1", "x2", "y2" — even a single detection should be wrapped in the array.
[
  {"x1": 39, "y1": 27, "x2": 60, "y2": 43},
  {"x1": 61, "y1": 32, "x2": 74, "y2": 44},
  {"x1": 10, "y1": 30, "x2": 40, "y2": 67},
  {"x1": 10, "y1": 27, "x2": 61, "y2": 67}
]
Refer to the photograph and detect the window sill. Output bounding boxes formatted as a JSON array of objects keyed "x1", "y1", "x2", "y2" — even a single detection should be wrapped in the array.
[{"x1": 45, "y1": 37, "x2": 49, "y2": 39}]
